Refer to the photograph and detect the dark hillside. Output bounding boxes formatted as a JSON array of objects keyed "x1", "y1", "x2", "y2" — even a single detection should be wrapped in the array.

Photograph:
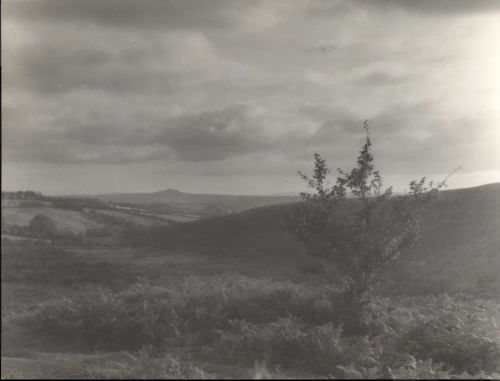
[
  {"x1": 124, "y1": 202, "x2": 299, "y2": 251},
  {"x1": 127, "y1": 184, "x2": 499, "y2": 249},
  {"x1": 125, "y1": 183, "x2": 500, "y2": 294},
  {"x1": 386, "y1": 182, "x2": 500, "y2": 295}
]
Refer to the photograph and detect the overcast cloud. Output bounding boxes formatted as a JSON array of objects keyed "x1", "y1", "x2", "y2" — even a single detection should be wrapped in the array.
[{"x1": 2, "y1": 0, "x2": 500, "y2": 194}]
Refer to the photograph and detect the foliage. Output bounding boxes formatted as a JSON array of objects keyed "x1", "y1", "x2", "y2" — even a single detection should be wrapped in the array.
[
  {"x1": 28, "y1": 214, "x2": 58, "y2": 237},
  {"x1": 86, "y1": 348, "x2": 212, "y2": 379},
  {"x1": 12, "y1": 276, "x2": 499, "y2": 378},
  {"x1": 215, "y1": 288, "x2": 500, "y2": 378},
  {"x1": 1, "y1": 245, "x2": 140, "y2": 289},
  {"x1": 85, "y1": 226, "x2": 112, "y2": 238},
  {"x1": 13, "y1": 276, "x2": 342, "y2": 350},
  {"x1": 285, "y1": 122, "x2": 455, "y2": 330},
  {"x1": 2, "y1": 190, "x2": 46, "y2": 200}
]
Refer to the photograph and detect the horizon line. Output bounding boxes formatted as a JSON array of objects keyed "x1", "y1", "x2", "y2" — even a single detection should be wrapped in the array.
[{"x1": 2, "y1": 181, "x2": 499, "y2": 199}]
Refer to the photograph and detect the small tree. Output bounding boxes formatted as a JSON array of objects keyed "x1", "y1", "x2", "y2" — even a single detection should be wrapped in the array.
[
  {"x1": 29, "y1": 214, "x2": 57, "y2": 237},
  {"x1": 285, "y1": 121, "x2": 456, "y2": 333}
]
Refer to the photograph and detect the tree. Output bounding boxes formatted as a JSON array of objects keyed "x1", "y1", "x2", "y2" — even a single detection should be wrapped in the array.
[
  {"x1": 285, "y1": 121, "x2": 457, "y2": 333},
  {"x1": 29, "y1": 214, "x2": 57, "y2": 237}
]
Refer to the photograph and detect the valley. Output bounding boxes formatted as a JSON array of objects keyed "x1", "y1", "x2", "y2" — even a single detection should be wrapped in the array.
[{"x1": 2, "y1": 184, "x2": 500, "y2": 378}]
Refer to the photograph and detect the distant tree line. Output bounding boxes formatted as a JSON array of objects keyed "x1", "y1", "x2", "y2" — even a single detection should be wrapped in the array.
[
  {"x1": 2, "y1": 191, "x2": 47, "y2": 200},
  {"x1": 2, "y1": 191, "x2": 112, "y2": 212}
]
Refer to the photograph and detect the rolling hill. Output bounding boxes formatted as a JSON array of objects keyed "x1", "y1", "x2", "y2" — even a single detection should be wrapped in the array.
[
  {"x1": 126, "y1": 183, "x2": 500, "y2": 295},
  {"x1": 2, "y1": 207, "x2": 103, "y2": 236},
  {"x1": 1, "y1": 199, "x2": 181, "y2": 241}
]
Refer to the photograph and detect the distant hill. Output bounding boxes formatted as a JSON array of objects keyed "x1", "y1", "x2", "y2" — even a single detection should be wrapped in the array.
[
  {"x1": 125, "y1": 183, "x2": 500, "y2": 295},
  {"x1": 90, "y1": 189, "x2": 299, "y2": 214}
]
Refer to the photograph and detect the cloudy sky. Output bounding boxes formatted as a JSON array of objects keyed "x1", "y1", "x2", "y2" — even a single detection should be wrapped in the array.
[{"x1": 3, "y1": 0, "x2": 500, "y2": 195}]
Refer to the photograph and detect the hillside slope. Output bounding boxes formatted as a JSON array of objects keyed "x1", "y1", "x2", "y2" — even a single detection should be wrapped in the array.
[
  {"x1": 128, "y1": 183, "x2": 500, "y2": 295},
  {"x1": 387, "y1": 182, "x2": 500, "y2": 295}
]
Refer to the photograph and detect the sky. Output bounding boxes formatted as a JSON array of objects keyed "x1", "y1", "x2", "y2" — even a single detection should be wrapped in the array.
[{"x1": 2, "y1": 0, "x2": 500, "y2": 195}]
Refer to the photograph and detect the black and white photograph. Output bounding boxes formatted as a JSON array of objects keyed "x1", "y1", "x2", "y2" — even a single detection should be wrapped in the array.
[{"x1": 2, "y1": 0, "x2": 500, "y2": 379}]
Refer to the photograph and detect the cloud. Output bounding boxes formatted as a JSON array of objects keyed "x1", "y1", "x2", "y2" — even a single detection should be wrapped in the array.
[
  {"x1": 3, "y1": 95, "x2": 496, "y2": 176},
  {"x1": 302, "y1": 0, "x2": 500, "y2": 17},
  {"x1": 153, "y1": 103, "x2": 315, "y2": 161},
  {"x1": 4, "y1": 23, "x2": 232, "y2": 96},
  {"x1": 2, "y1": 0, "x2": 499, "y2": 193},
  {"x1": 3, "y1": 124, "x2": 173, "y2": 165},
  {"x1": 352, "y1": 71, "x2": 412, "y2": 87},
  {"x1": 363, "y1": 0, "x2": 500, "y2": 15},
  {"x1": 153, "y1": 104, "x2": 267, "y2": 161},
  {"x1": 3, "y1": 0, "x2": 241, "y2": 31}
]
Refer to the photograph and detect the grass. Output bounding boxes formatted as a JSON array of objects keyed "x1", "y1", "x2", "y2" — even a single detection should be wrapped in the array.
[
  {"x1": 84, "y1": 348, "x2": 213, "y2": 380},
  {"x1": 2, "y1": 237, "x2": 499, "y2": 379},
  {"x1": 1, "y1": 245, "x2": 142, "y2": 291},
  {"x1": 9, "y1": 275, "x2": 500, "y2": 378}
]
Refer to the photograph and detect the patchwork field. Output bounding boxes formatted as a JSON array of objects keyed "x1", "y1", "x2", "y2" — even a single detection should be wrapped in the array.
[{"x1": 2, "y1": 207, "x2": 103, "y2": 235}]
